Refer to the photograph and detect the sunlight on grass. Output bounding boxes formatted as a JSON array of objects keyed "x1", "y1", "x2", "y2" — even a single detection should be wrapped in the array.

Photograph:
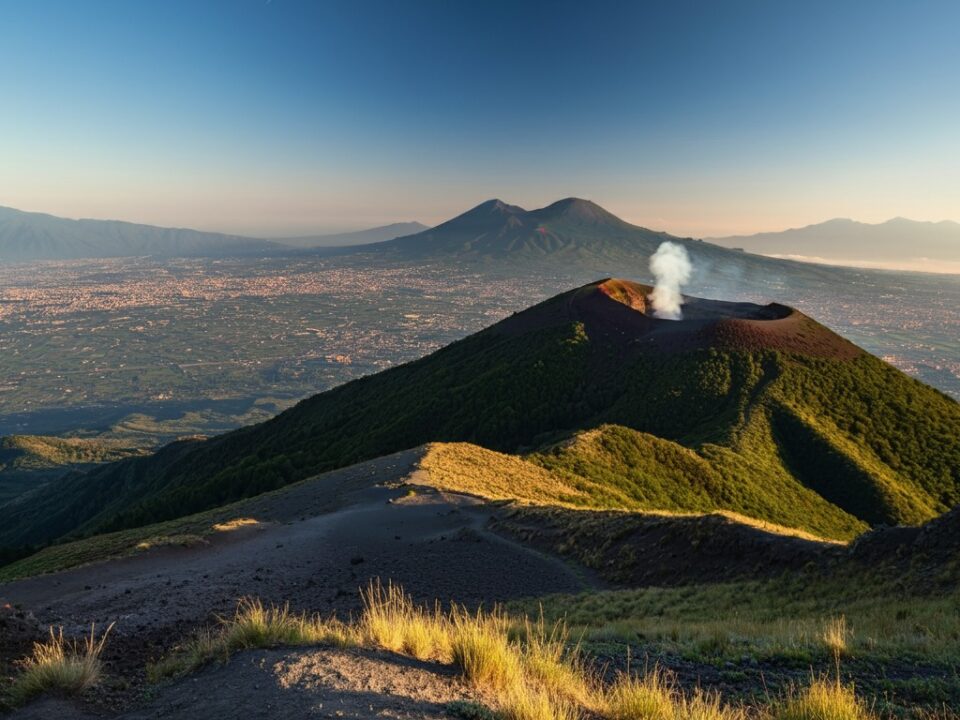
[
  {"x1": 10, "y1": 624, "x2": 113, "y2": 705},
  {"x1": 147, "y1": 598, "x2": 355, "y2": 682},
  {"x1": 135, "y1": 533, "x2": 207, "y2": 551},
  {"x1": 821, "y1": 615, "x2": 850, "y2": 658},
  {"x1": 142, "y1": 580, "x2": 879, "y2": 720},
  {"x1": 602, "y1": 667, "x2": 676, "y2": 720},
  {"x1": 211, "y1": 517, "x2": 260, "y2": 532},
  {"x1": 775, "y1": 677, "x2": 872, "y2": 720},
  {"x1": 359, "y1": 581, "x2": 451, "y2": 661}
]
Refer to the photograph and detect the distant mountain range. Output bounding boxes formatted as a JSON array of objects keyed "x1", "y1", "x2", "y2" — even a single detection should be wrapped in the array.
[
  {"x1": 5, "y1": 200, "x2": 955, "y2": 278},
  {"x1": 355, "y1": 197, "x2": 677, "y2": 259},
  {"x1": 275, "y1": 222, "x2": 429, "y2": 249},
  {"x1": 710, "y1": 217, "x2": 960, "y2": 273},
  {"x1": 0, "y1": 206, "x2": 284, "y2": 261},
  {"x1": 333, "y1": 198, "x2": 847, "y2": 289}
]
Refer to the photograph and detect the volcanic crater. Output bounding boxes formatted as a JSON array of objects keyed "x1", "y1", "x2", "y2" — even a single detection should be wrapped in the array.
[{"x1": 500, "y1": 278, "x2": 861, "y2": 359}]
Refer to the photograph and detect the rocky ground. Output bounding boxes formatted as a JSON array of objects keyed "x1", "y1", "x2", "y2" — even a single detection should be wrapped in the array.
[{"x1": 0, "y1": 452, "x2": 592, "y2": 717}]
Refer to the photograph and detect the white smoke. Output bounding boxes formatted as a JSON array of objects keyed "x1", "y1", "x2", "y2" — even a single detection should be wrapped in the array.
[{"x1": 649, "y1": 241, "x2": 692, "y2": 320}]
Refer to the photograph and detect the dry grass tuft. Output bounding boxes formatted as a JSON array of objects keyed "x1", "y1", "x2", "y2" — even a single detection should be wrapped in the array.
[
  {"x1": 10, "y1": 624, "x2": 113, "y2": 704},
  {"x1": 449, "y1": 606, "x2": 521, "y2": 692},
  {"x1": 679, "y1": 689, "x2": 748, "y2": 720},
  {"x1": 821, "y1": 616, "x2": 850, "y2": 658},
  {"x1": 501, "y1": 682, "x2": 581, "y2": 720},
  {"x1": 148, "y1": 598, "x2": 355, "y2": 682},
  {"x1": 143, "y1": 581, "x2": 880, "y2": 720},
  {"x1": 360, "y1": 580, "x2": 451, "y2": 661},
  {"x1": 520, "y1": 615, "x2": 592, "y2": 707},
  {"x1": 602, "y1": 667, "x2": 676, "y2": 720},
  {"x1": 776, "y1": 677, "x2": 872, "y2": 720},
  {"x1": 360, "y1": 581, "x2": 581, "y2": 719}
]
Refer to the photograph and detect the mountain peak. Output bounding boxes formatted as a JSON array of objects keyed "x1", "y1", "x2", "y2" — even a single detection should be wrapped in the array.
[
  {"x1": 474, "y1": 199, "x2": 525, "y2": 214},
  {"x1": 493, "y1": 278, "x2": 857, "y2": 361},
  {"x1": 533, "y1": 197, "x2": 625, "y2": 225}
]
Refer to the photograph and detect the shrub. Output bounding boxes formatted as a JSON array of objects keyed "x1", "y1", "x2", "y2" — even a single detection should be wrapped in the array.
[
  {"x1": 360, "y1": 580, "x2": 451, "y2": 661},
  {"x1": 602, "y1": 668, "x2": 676, "y2": 720},
  {"x1": 776, "y1": 677, "x2": 873, "y2": 720},
  {"x1": 821, "y1": 616, "x2": 850, "y2": 659},
  {"x1": 10, "y1": 624, "x2": 113, "y2": 704},
  {"x1": 450, "y1": 606, "x2": 522, "y2": 692}
]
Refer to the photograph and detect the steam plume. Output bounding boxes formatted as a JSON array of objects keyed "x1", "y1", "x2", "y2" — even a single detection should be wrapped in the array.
[{"x1": 649, "y1": 241, "x2": 692, "y2": 320}]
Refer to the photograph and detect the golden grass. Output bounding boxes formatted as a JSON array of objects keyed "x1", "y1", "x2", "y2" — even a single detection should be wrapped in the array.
[
  {"x1": 416, "y1": 442, "x2": 597, "y2": 507},
  {"x1": 821, "y1": 616, "x2": 850, "y2": 658},
  {"x1": 449, "y1": 607, "x2": 520, "y2": 692},
  {"x1": 418, "y1": 442, "x2": 840, "y2": 553},
  {"x1": 143, "y1": 581, "x2": 880, "y2": 720},
  {"x1": 148, "y1": 598, "x2": 356, "y2": 682},
  {"x1": 10, "y1": 624, "x2": 113, "y2": 704},
  {"x1": 603, "y1": 668, "x2": 676, "y2": 720},
  {"x1": 519, "y1": 615, "x2": 593, "y2": 708},
  {"x1": 501, "y1": 682, "x2": 581, "y2": 720},
  {"x1": 359, "y1": 581, "x2": 451, "y2": 661},
  {"x1": 212, "y1": 518, "x2": 260, "y2": 532},
  {"x1": 775, "y1": 677, "x2": 872, "y2": 720},
  {"x1": 679, "y1": 690, "x2": 749, "y2": 720},
  {"x1": 135, "y1": 533, "x2": 207, "y2": 551}
]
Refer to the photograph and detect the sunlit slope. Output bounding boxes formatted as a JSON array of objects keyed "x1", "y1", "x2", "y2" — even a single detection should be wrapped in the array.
[
  {"x1": 0, "y1": 435, "x2": 145, "y2": 504},
  {"x1": 1, "y1": 279, "x2": 957, "y2": 548}
]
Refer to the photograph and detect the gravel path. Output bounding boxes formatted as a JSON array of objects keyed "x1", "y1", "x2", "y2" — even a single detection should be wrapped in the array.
[
  {"x1": 10, "y1": 647, "x2": 488, "y2": 720},
  {"x1": 2, "y1": 450, "x2": 593, "y2": 718}
]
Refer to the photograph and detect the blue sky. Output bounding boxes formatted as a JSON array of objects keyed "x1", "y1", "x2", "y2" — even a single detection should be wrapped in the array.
[{"x1": 1, "y1": 0, "x2": 957, "y2": 236}]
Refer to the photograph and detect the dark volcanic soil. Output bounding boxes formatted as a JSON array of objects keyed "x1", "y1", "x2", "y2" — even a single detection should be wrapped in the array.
[
  {"x1": 492, "y1": 505, "x2": 843, "y2": 586},
  {"x1": 0, "y1": 450, "x2": 591, "y2": 715},
  {"x1": 10, "y1": 647, "x2": 488, "y2": 720},
  {"x1": 497, "y1": 279, "x2": 862, "y2": 359}
]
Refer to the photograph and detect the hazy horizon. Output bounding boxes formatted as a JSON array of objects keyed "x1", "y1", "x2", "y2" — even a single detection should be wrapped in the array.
[
  {"x1": 4, "y1": 199, "x2": 958, "y2": 244},
  {"x1": 2, "y1": 0, "x2": 958, "y2": 238}
]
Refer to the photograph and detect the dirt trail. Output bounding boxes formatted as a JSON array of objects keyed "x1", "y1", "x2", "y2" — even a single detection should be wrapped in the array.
[
  {"x1": 11, "y1": 647, "x2": 486, "y2": 720},
  {"x1": 1, "y1": 449, "x2": 592, "y2": 716},
  {"x1": 2, "y1": 486, "x2": 588, "y2": 634}
]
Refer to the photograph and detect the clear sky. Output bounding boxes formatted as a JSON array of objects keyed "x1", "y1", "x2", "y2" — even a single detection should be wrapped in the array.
[{"x1": 1, "y1": 0, "x2": 958, "y2": 237}]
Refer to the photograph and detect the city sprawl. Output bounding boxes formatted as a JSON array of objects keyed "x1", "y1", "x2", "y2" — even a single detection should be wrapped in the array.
[{"x1": 0, "y1": 255, "x2": 957, "y2": 444}]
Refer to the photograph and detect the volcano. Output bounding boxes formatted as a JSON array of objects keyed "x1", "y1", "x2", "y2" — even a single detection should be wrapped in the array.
[
  {"x1": 1, "y1": 279, "x2": 957, "y2": 550},
  {"x1": 496, "y1": 278, "x2": 859, "y2": 359},
  {"x1": 338, "y1": 198, "x2": 844, "y2": 288}
]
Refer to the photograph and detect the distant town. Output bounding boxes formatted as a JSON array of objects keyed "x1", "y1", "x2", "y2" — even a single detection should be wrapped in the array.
[{"x1": 0, "y1": 255, "x2": 957, "y2": 443}]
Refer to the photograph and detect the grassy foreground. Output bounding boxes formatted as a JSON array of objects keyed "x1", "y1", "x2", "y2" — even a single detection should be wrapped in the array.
[
  {"x1": 520, "y1": 578, "x2": 960, "y2": 663},
  {"x1": 5, "y1": 581, "x2": 954, "y2": 718},
  {"x1": 5, "y1": 624, "x2": 113, "y2": 707},
  {"x1": 513, "y1": 575, "x2": 960, "y2": 717},
  {"x1": 142, "y1": 581, "x2": 890, "y2": 720}
]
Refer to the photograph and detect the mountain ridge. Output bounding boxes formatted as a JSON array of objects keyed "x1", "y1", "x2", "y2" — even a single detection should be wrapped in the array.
[
  {"x1": 0, "y1": 206, "x2": 281, "y2": 261},
  {"x1": 273, "y1": 221, "x2": 429, "y2": 249},
  {"x1": 709, "y1": 216, "x2": 960, "y2": 271},
  {"x1": 1, "y1": 278, "x2": 956, "y2": 552},
  {"x1": 356, "y1": 197, "x2": 676, "y2": 259}
]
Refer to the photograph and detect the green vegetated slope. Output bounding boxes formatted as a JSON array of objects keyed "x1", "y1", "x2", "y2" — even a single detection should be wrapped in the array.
[
  {"x1": 524, "y1": 345, "x2": 958, "y2": 539},
  {"x1": 1, "y1": 279, "x2": 957, "y2": 551},
  {"x1": 0, "y1": 435, "x2": 146, "y2": 504}
]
